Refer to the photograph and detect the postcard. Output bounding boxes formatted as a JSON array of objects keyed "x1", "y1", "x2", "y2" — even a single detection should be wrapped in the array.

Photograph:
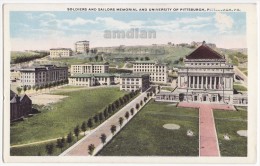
[{"x1": 2, "y1": 2, "x2": 258, "y2": 164}]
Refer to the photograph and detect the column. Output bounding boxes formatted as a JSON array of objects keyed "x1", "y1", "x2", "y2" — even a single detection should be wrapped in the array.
[
  {"x1": 210, "y1": 77, "x2": 212, "y2": 89},
  {"x1": 193, "y1": 76, "x2": 195, "y2": 88},
  {"x1": 206, "y1": 77, "x2": 208, "y2": 89},
  {"x1": 214, "y1": 77, "x2": 216, "y2": 89},
  {"x1": 223, "y1": 77, "x2": 226, "y2": 89},
  {"x1": 188, "y1": 76, "x2": 191, "y2": 88},
  {"x1": 178, "y1": 76, "x2": 180, "y2": 87},
  {"x1": 202, "y1": 76, "x2": 204, "y2": 89},
  {"x1": 197, "y1": 76, "x2": 199, "y2": 89}
]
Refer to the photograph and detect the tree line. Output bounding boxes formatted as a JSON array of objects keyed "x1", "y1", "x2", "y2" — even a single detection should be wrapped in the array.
[
  {"x1": 11, "y1": 52, "x2": 49, "y2": 64},
  {"x1": 44, "y1": 89, "x2": 141, "y2": 155}
]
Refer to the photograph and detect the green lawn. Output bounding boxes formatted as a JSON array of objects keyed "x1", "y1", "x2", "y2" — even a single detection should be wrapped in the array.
[
  {"x1": 98, "y1": 100, "x2": 199, "y2": 156},
  {"x1": 11, "y1": 135, "x2": 83, "y2": 156},
  {"x1": 214, "y1": 107, "x2": 247, "y2": 156},
  {"x1": 11, "y1": 87, "x2": 126, "y2": 145},
  {"x1": 233, "y1": 84, "x2": 247, "y2": 91}
]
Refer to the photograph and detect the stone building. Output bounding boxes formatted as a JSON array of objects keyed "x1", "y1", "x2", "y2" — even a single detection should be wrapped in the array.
[
  {"x1": 70, "y1": 62, "x2": 109, "y2": 75},
  {"x1": 132, "y1": 61, "x2": 168, "y2": 84},
  {"x1": 10, "y1": 90, "x2": 32, "y2": 121},
  {"x1": 75, "y1": 40, "x2": 89, "y2": 54},
  {"x1": 50, "y1": 48, "x2": 72, "y2": 58},
  {"x1": 156, "y1": 43, "x2": 236, "y2": 104},
  {"x1": 69, "y1": 73, "x2": 115, "y2": 87},
  {"x1": 120, "y1": 73, "x2": 150, "y2": 92},
  {"x1": 19, "y1": 65, "x2": 68, "y2": 87}
]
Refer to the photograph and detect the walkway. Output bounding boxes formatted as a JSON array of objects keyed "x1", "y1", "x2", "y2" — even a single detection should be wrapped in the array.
[
  {"x1": 178, "y1": 102, "x2": 235, "y2": 157},
  {"x1": 60, "y1": 90, "x2": 151, "y2": 156}
]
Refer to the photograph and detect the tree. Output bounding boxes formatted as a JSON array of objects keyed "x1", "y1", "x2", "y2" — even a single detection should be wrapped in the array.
[
  {"x1": 45, "y1": 143, "x2": 54, "y2": 155},
  {"x1": 99, "y1": 112, "x2": 104, "y2": 123},
  {"x1": 23, "y1": 86, "x2": 27, "y2": 92},
  {"x1": 28, "y1": 85, "x2": 32, "y2": 90},
  {"x1": 94, "y1": 114, "x2": 99, "y2": 124},
  {"x1": 125, "y1": 111, "x2": 130, "y2": 121},
  {"x1": 144, "y1": 97, "x2": 147, "y2": 102},
  {"x1": 110, "y1": 125, "x2": 117, "y2": 135},
  {"x1": 89, "y1": 57, "x2": 93, "y2": 62},
  {"x1": 74, "y1": 125, "x2": 80, "y2": 140},
  {"x1": 130, "y1": 108, "x2": 134, "y2": 115},
  {"x1": 119, "y1": 117, "x2": 124, "y2": 128},
  {"x1": 147, "y1": 93, "x2": 150, "y2": 98},
  {"x1": 140, "y1": 57, "x2": 144, "y2": 61},
  {"x1": 100, "y1": 133, "x2": 107, "y2": 145},
  {"x1": 16, "y1": 87, "x2": 22, "y2": 95},
  {"x1": 136, "y1": 103, "x2": 140, "y2": 110},
  {"x1": 88, "y1": 144, "x2": 95, "y2": 155},
  {"x1": 107, "y1": 104, "x2": 112, "y2": 114},
  {"x1": 140, "y1": 100, "x2": 143, "y2": 106},
  {"x1": 56, "y1": 138, "x2": 65, "y2": 152},
  {"x1": 81, "y1": 121, "x2": 87, "y2": 135},
  {"x1": 145, "y1": 56, "x2": 150, "y2": 61},
  {"x1": 95, "y1": 55, "x2": 99, "y2": 61},
  {"x1": 103, "y1": 108, "x2": 108, "y2": 119},
  {"x1": 67, "y1": 132, "x2": 73, "y2": 144},
  {"x1": 87, "y1": 118, "x2": 93, "y2": 130}
]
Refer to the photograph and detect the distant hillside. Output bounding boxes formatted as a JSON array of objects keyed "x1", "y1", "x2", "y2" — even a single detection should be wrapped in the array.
[{"x1": 11, "y1": 51, "x2": 49, "y2": 64}]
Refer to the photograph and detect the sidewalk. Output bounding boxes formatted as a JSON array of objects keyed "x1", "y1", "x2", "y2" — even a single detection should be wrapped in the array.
[
  {"x1": 178, "y1": 102, "x2": 234, "y2": 157},
  {"x1": 60, "y1": 90, "x2": 152, "y2": 156}
]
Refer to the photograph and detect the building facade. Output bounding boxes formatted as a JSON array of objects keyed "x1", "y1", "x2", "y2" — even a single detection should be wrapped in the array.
[
  {"x1": 120, "y1": 73, "x2": 150, "y2": 92},
  {"x1": 19, "y1": 65, "x2": 68, "y2": 87},
  {"x1": 156, "y1": 43, "x2": 236, "y2": 104},
  {"x1": 69, "y1": 73, "x2": 115, "y2": 87},
  {"x1": 50, "y1": 48, "x2": 72, "y2": 58},
  {"x1": 133, "y1": 61, "x2": 168, "y2": 84},
  {"x1": 70, "y1": 62, "x2": 109, "y2": 75},
  {"x1": 75, "y1": 40, "x2": 89, "y2": 54},
  {"x1": 10, "y1": 90, "x2": 32, "y2": 121}
]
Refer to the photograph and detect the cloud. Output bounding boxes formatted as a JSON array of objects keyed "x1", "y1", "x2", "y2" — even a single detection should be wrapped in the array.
[
  {"x1": 215, "y1": 13, "x2": 234, "y2": 32},
  {"x1": 178, "y1": 16, "x2": 212, "y2": 24}
]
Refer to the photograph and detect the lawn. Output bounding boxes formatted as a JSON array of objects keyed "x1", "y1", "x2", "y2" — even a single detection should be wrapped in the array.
[
  {"x1": 233, "y1": 84, "x2": 247, "y2": 91},
  {"x1": 214, "y1": 107, "x2": 247, "y2": 156},
  {"x1": 11, "y1": 87, "x2": 126, "y2": 145},
  {"x1": 11, "y1": 135, "x2": 83, "y2": 156},
  {"x1": 98, "y1": 100, "x2": 199, "y2": 156}
]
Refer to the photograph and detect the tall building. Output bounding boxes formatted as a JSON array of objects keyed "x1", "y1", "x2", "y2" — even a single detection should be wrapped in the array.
[
  {"x1": 19, "y1": 65, "x2": 68, "y2": 87},
  {"x1": 75, "y1": 40, "x2": 89, "y2": 54},
  {"x1": 70, "y1": 62, "x2": 109, "y2": 75},
  {"x1": 120, "y1": 73, "x2": 150, "y2": 92},
  {"x1": 132, "y1": 61, "x2": 168, "y2": 83},
  {"x1": 50, "y1": 48, "x2": 72, "y2": 58},
  {"x1": 156, "y1": 43, "x2": 236, "y2": 104}
]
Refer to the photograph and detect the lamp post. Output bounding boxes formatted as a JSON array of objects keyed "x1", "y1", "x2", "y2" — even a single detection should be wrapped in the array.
[
  {"x1": 186, "y1": 67, "x2": 189, "y2": 102},
  {"x1": 222, "y1": 68, "x2": 225, "y2": 103}
]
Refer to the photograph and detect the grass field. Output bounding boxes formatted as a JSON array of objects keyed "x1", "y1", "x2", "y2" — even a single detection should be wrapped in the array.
[
  {"x1": 214, "y1": 107, "x2": 247, "y2": 156},
  {"x1": 233, "y1": 84, "x2": 247, "y2": 91},
  {"x1": 11, "y1": 87, "x2": 126, "y2": 145},
  {"x1": 11, "y1": 135, "x2": 83, "y2": 156},
  {"x1": 98, "y1": 100, "x2": 199, "y2": 156}
]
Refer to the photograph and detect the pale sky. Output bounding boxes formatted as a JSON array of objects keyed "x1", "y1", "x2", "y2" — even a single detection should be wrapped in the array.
[{"x1": 10, "y1": 11, "x2": 246, "y2": 51}]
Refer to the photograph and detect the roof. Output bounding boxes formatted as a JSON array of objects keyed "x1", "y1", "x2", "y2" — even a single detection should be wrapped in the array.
[
  {"x1": 70, "y1": 73, "x2": 114, "y2": 78},
  {"x1": 50, "y1": 48, "x2": 72, "y2": 50},
  {"x1": 120, "y1": 73, "x2": 149, "y2": 78},
  {"x1": 186, "y1": 44, "x2": 224, "y2": 59},
  {"x1": 133, "y1": 61, "x2": 167, "y2": 65}
]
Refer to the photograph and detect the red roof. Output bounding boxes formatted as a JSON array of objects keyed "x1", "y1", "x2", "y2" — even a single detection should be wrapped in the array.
[{"x1": 186, "y1": 45, "x2": 224, "y2": 59}]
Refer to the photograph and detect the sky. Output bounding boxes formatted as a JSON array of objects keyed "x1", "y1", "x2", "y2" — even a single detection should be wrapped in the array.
[{"x1": 10, "y1": 11, "x2": 246, "y2": 51}]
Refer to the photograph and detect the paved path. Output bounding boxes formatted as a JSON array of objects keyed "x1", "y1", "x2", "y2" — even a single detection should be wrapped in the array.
[
  {"x1": 60, "y1": 90, "x2": 151, "y2": 156},
  {"x1": 178, "y1": 102, "x2": 235, "y2": 157}
]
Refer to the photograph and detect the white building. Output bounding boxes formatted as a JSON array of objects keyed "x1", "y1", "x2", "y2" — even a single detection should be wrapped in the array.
[
  {"x1": 120, "y1": 73, "x2": 150, "y2": 92},
  {"x1": 19, "y1": 65, "x2": 68, "y2": 87},
  {"x1": 50, "y1": 48, "x2": 72, "y2": 58},
  {"x1": 156, "y1": 43, "x2": 237, "y2": 104},
  {"x1": 70, "y1": 62, "x2": 109, "y2": 75},
  {"x1": 69, "y1": 73, "x2": 115, "y2": 87},
  {"x1": 132, "y1": 61, "x2": 167, "y2": 84},
  {"x1": 75, "y1": 40, "x2": 89, "y2": 54}
]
